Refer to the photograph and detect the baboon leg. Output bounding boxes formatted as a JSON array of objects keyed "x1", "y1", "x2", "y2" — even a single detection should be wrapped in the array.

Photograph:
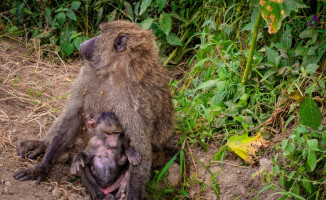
[{"x1": 80, "y1": 166, "x2": 105, "y2": 200}]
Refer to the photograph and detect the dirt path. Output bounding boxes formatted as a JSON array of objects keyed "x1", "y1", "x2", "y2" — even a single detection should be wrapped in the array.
[{"x1": 0, "y1": 40, "x2": 277, "y2": 200}]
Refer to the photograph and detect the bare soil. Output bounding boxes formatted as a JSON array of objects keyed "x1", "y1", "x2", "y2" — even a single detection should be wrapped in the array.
[{"x1": 0, "y1": 40, "x2": 279, "y2": 200}]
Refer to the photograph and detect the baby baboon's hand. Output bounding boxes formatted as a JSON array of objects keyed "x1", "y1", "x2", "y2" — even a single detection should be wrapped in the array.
[
  {"x1": 71, "y1": 151, "x2": 90, "y2": 174},
  {"x1": 126, "y1": 149, "x2": 141, "y2": 166}
]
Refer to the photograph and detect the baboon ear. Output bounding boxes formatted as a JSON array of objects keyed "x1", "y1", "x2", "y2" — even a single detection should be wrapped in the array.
[
  {"x1": 87, "y1": 118, "x2": 97, "y2": 132},
  {"x1": 80, "y1": 37, "x2": 96, "y2": 61},
  {"x1": 114, "y1": 34, "x2": 127, "y2": 52}
]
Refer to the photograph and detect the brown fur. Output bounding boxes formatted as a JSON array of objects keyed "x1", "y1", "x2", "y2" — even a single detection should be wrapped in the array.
[{"x1": 14, "y1": 20, "x2": 174, "y2": 200}]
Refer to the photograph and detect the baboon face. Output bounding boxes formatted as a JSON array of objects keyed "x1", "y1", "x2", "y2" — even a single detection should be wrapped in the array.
[{"x1": 80, "y1": 20, "x2": 158, "y2": 72}]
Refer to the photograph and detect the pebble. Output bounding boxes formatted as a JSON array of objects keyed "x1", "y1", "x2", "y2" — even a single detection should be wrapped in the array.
[
  {"x1": 47, "y1": 186, "x2": 53, "y2": 192},
  {"x1": 236, "y1": 170, "x2": 241, "y2": 174},
  {"x1": 52, "y1": 188, "x2": 61, "y2": 198},
  {"x1": 5, "y1": 181, "x2": 12, "y2": 187},
  {"x1": 3, "y1": 186, "x2": 14, "y2": 195}
]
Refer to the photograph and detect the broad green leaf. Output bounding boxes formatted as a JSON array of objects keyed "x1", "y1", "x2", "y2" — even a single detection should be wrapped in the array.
[
  {"x1": 287, "y1": 171, "x2": 296, "y2": 181},
  {"x1": 300, "y1": 30, "x2": 314, "y2": 38},
  {"x1": 124, "y1": 2, "x2": 134, "y2": 21},
  {"x1": 211, "y1": 93, "x2": 225, "y2": 108},
  {"x1": 159, "y1": 12, "x2": 172, "y2": 35},
  {"x1": 66, "y1": 9, "x2": 77, "y2": 21},
  {"x1": 281, "y1": 27, "x2": 292, "y2": 49},
  {"x1": 305, "y1": 64, "x2": 319, "y2": 75},
  {"x1": 307, "y1": 150, "x2": 317, "y2": 171},
  {"x1": 73, "y1": 37, "x2": 83, "y2": 51},
  {"x1": 299, "y1": 96, "x2": 322, "y2": 129},
  {"x1": 156, "y1": 0, "x2": 166, "y2": 12},
  {"x1": 16, "y1": 2, "x2": 25, "y2": 24},
  {"x1": 197, "y1": 80, "x2": 219, "y2": 90},
  {"x1": 55, "y1": 12, "x2": 66, "y2": 28},
  {"x1": 307, "y1": 139, "x2": 320, "y2": 151},
  {"x1": 260, "y1": 0, "x2": 306, "y2": 34},
  {"x1": 139, "y1": 18, "x2": 153, "y2": 29},
  {"x1": 166, "y1": 33, "x2": 182, "y2": 46},
  {"x1": 139, "y1": 0, "x2": 151, "y2": 16},
  {"x1": 302, "y1": 176, "x2": 312, "y2": 194},
  {"x1": 71, "y1": 1, "x2": 81, "y2": 11},
  {"x1": 96, "y1": 7, "x2": 103, "y2": 25},
  {"x1": 107, "y1": 9, "x2": 117, "y2": 22},
  {"x1": 226, "y1": 132, "x2": 269, "y2": 164},
  {"x1": 60, "y1": 27, "x2": 75, "y2": 56},
  {"x1": 266, "y1": 47, "x2": 279, "y2": 64},
  {"x1": 45, "y1": 7, "x2": 53, "y2": 25},
  {"x1": 154, "y1": 151, "x2": 179, "y2": 190}
]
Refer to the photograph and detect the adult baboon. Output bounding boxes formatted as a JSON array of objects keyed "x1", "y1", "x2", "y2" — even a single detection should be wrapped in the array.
[{"x1": 14, "y1": 20, "x2": 174, "y2": 200}]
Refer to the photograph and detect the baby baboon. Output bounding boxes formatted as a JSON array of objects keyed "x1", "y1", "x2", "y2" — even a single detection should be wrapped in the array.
[
  {"x1": 71, "y1": 112, "x2": 140, "y2": 200},
  {"x1": 14, "y1": 20, "x2": 174, "y2": 200}
]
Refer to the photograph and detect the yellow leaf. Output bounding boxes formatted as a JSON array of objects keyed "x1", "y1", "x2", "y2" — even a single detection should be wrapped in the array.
[{"x1": 226, "y1": 132, "x2": 269, "y2": 164}]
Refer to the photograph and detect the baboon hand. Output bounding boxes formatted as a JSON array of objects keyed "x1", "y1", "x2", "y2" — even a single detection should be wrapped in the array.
[
  {"x1": 126, "y1": 149, "x2": 141, "y2": 166},
  {"x1": 17, "y1": 140, "x2": 46, "y2": 159},
  {"x1": 13, "y1": 166, "x2": 48, "y2": 184},
  {"x1": 71, "y1": 151, "x2": 90, "y2": 174}
]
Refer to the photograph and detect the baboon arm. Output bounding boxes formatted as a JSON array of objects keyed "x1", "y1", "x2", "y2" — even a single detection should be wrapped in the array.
[
  {"x1": 14, "y1": 97, "x2": 84, "y2": 183},
  {"x1": 40, "y1": 101, "x2": 84, "y2": 168}
]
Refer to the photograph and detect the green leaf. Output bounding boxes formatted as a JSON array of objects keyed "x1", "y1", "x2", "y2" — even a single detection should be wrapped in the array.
[
  {"x1": 15, "y1": 2, "x2": 25, "y2": 24},
  {"x1": 71, "y1": 1, "x2": 81, "y2": 11},
  {"x1": 254, "y1": 184, "x2": 274, "y2": 200},
  {"x1": 154, "y1": 151, "x2": 180, "y2": 190},
  {"x1": 302, "y1": 177, "x2": 312, "y2": 194},
  {"x1": 124, "y1": 2, "x2": 134, "y2": 21},
  {"x1": 96, "y1": 7, "x2": 103, "y2": 25},
  {"x1": 159, "y1": 12, "x2": 172, "y2": 35},
  {"x1": 60, "y1": 27, "x2": 75, "y2": 56},
  {"x1": 107, "y1": 9, "x2": 117, "y2": 22},
  {"x1": 45, "y1": 7, "x2": 53, "y2": 25},
  {"x1": 300, "y1": 30, "x2": 314, "y2": 38},
  {"x1": 299, "y1": 96, "x2": 322, "y2": 129},
  {"x1": 139, "y1": 0, "x2": 152, "y2": 16},
  {"x1": 287, "y1": 171, "x2": 296, "y2": 181},
  {"x1": 307, "y1": 150, "x2": 316, "y2": 171},
  {"x1": 55, "y1": 12, "x2": 66, "y2": 28},
  {"x1": 307, "y1": 139, "x2": 320, "y2": 151},
  {"x1": 156, "y1": 0, "x2": 166, "y2": 12},
  {"x1": 197, "y1": 80, "x2": 219, "y2": 90},
  {"x1": 211, "y1": 93, "x2": 225, "y2": 108},
  {"x1": 260, "y1": 0, "x2": 306, "y2": 34},
  {"x1": 281, "y1": 27, "x2": 292, "y2": 49},
  {"x1": 139, "y1": 18, "x2": 153, "y2": 29},
  {"x1": 266, "y1": 47, "x2": 279, "y2": 64},
  {"x1": 66, "y1": 9, "x2": 77, "y2": 21},
  {"x1": 180, "y1": 189, "x2": 189, "y2": 197},
  {"x1": 305, "y1": 64, "x2": 319, "y2": 75},
  {"x1": 166, "y1": 33, "x2": 182, "y2": 46},
  {"x1": 74, "y1": 37, "x2": 83, "y2": 51}
]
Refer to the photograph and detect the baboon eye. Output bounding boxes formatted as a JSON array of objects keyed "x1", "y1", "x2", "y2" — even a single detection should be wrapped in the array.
[{"x1": 114, "y1": 34, "x2": 127, "y2": 52}]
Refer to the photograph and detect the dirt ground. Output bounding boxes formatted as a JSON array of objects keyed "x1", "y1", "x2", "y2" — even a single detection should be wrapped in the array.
[{"x1": 0, "y1": 40, "x2": 279, "y2": 200}]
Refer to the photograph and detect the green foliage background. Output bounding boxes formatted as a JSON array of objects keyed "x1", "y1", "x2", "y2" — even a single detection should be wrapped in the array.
[{"x1": 1, "y1": 0, "x2": 326, "y2": 199}]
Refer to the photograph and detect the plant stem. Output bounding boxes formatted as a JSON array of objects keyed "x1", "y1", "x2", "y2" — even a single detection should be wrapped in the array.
[{"x1": 241, "y1": 8, "x2": 262, "y2": 85}]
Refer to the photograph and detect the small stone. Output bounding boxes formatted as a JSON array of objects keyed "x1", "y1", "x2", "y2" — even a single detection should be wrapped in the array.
[
  {"x1": 189, "y1": 190, "x2": 196, "y2": 197},
  {"x1": 47, "y1": 186, "x2": 53, "y2": 192},
  {"x1": 5, "y1": 181, "x2": 11, "y2": 187},
  {"x1": 236, "y1": 170, "x2": 241, "y2": 174},
  {"x1": 52, "y1": 188, "x2": 61, "y2": 198},
  {"x1": 3, "y1": 187, "x2": 9, "y2": 194},
  {"x1": 259, "y1": 158, "x2": 273, "y2": 173}
]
